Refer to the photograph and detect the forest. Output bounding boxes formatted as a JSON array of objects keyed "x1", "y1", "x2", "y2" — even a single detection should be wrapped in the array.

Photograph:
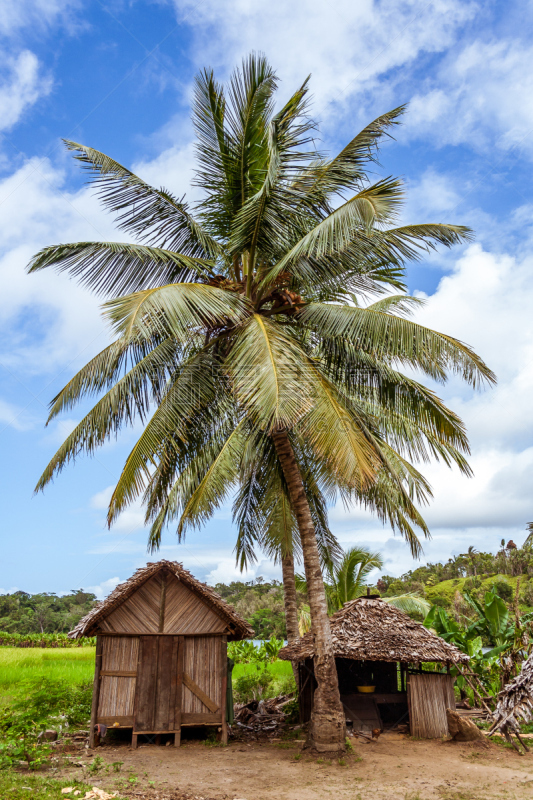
[{"x1": 3, "y1": 538, "x2": 532, "y2": 639}]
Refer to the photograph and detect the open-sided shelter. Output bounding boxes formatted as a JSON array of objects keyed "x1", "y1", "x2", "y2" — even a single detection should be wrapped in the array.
[
  {"x1": 279, "y1": 596, "x2": 468, "y2": 738},
  {"x1": 69, "y1": 561, "x2": 254, "y2": 748}
]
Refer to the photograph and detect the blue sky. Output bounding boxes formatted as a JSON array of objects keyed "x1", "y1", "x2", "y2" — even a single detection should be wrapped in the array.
[{"x1": 1, "y1": 0, "x2": 533, "y2": 599}]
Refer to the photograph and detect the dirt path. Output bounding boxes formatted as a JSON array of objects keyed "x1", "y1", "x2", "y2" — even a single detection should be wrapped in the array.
[{"x1": 63, "y1": 733, "x2": 533, "y2": 800}]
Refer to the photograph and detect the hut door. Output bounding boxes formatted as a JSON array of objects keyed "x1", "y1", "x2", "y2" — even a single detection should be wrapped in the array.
[
  {"x1": 407, "y1": 673, "x2": 455, "y2": 738},
  {"x1": 181, "y1": 636, "x2": 223, "y2": 724},
  {"x1": 134, "y1": 635, "x2": 181, "y2": 733}
]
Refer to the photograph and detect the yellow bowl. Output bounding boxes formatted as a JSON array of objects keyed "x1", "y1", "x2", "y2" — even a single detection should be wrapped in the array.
[{"x1": 357, "y1": 685, "x2": 376, "y2": 693}]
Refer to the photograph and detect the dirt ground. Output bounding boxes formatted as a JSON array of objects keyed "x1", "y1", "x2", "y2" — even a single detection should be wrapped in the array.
[{"x1": 57, "y1": 731, "x2": 533, "y2": 800}]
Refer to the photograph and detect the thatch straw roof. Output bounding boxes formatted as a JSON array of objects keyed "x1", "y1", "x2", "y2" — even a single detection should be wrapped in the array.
[
  {"x1": 69, "y1": 560, "x2": 254, "y2": 641},
  {"x1": 279, "y1": 597, "x2": 468, "y2": 664},
  {"x1": 490, "y1": 652, "x2": 533, "y2": 736}
]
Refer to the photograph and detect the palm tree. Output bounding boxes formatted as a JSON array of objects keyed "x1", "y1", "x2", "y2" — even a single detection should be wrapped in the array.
[
  {"x1": 296, "y1": 546, "x2": 430, "y2": 626},
  {"x1": 29, "y1": 54, "x2": 495, "y2": 753}
]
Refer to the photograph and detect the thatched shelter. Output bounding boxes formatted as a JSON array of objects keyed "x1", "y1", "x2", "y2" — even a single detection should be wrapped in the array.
[
  {"x1": 279, "y1": 596, "x2": 468, "y2": 738},
  {"x1": 70, "y1": 561, "x2": 253, "y2": 748},
  {"x1": 489, "y1": 651, "x2": 533, "y2": 751}
]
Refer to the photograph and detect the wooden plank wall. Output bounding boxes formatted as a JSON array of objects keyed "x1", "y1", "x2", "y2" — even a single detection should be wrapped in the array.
[
  {"x1": 164, "y1": 577, "x2": 227, "y2": 634},
  {"x1": 99, "y1": 573, "x2": 227, "y2": 635},
  {"x1": 97, "y1": 636, "x2": 138, "y2": 725},
  {"x1": 182, "y1": 636, "x2": 222, "y2": 716},
  {"x1": 408, "y1": 673, "x2": 455, "y2": 738}
]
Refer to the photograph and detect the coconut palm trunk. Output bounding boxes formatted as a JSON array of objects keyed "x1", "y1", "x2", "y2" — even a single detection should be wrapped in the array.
[
  {"x1": 272, "y1": 427, "x2": 346, "y2": 753},
  {"x1": 280, "y1": 550, "x2": 300, "y2": 684}
]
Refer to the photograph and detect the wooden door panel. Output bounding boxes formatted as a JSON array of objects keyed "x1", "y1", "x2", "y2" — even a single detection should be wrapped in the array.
[
  {"x1": 181, "y1": 636, "x2": 222, "y2": 722},
  {"x1": 97, "y1": 636, "x2": 138, "y2": 726},
  {"x1": 408, "y1": 673, "x2": 453, "y2": 738},
  {"x1": 134, "y1": 635, "x2": 181, "y2": 732}
]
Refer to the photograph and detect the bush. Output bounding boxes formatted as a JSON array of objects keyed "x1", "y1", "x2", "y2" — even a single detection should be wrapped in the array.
[
  {"x1": 233, "y1": 668, "x2": 274, "y2": 702},
  {"x1": 491, "y1": 581, "x2": 513, "y2": 602},
  {"x1": 430, "y1": 595, "x2": 450, "y2": 608},
  {"x1": 520, "y1": 583, "x2": 533, "y2": 607}
]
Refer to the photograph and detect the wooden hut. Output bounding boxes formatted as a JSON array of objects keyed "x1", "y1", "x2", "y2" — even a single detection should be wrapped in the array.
[
  {"x1": 279, "y1": 596, "x2": 468, "y2": 739},
  {"x1": 69, "y1": 561, "x2": 254, "y2": 748}
]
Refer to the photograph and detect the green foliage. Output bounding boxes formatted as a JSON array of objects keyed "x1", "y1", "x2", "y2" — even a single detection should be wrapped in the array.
[
  {"x1": 0, "y1": 590, "x2": 97, "y2": 636},
  {"x1": 0, "y1": 647, "x2": 95, "y2": 694},
  {"x1": 228, "y1": 636, "x2": 284, "y2": 664},
  {"x1": 233, "y1": 668, "x2": 275, "y2": 702},
  {"x1": 0, "y1": 631, "x2": 96, "y2": 648},
  {"x1": 490, "y1": 580, "x2": 513, "y2": 602}
]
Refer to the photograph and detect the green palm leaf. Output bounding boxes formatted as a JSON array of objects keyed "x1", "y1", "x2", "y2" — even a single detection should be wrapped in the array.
[
  {"x1": 63, "y1": 140, "x2": 221, "y2": 258},
  {"x1": 28, "y1": 241, "x2": 215, "y2": 297}
]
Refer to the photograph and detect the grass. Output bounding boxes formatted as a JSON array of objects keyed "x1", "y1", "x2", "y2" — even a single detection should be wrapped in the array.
[
  {"x1": 0, "y1": 770, "x2": 126, "y2": 800},
  {"x1": 426, "y1": 573, "x2": 529, "y2": 605},
  {"x1": 232, "y1": 660, "x2": 293, "y2": 680},
  {"x1": 0, "y1": 647, "x2": 292, "y2": 705},
  {"x1": 0, "y1": 647, "x2": 95, "y2": 703}
]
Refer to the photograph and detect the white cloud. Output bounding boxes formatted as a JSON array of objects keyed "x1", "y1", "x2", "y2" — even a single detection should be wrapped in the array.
[
  {"x1": 0, "y1": 397, "x2": 35, "y2": 430},
  {"x1": 0, "y1": 157, "x2": 119, "y2": 375},
  {"x1": 0, "y1": 51, "x2": 52, "y2": 132},
  {"x1": 84, "y1": 575, "x2": 121, "y2": 600},
  {"x1": 408, "y1": 38, "x2": 533, "y2": 155},
  {"x1": 170, "y1": 0, "x2": 476, "y2": 118},
  {"x1": 0, "y1": 586, "x2": 20, "y2": 594},
  {"x1": 0, "y1": 0, "x2": 81, "y2": 37}
]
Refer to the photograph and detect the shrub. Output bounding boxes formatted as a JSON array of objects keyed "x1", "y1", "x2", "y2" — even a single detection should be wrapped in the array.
[
  {"x1": 490, "y1": 581, "x2": 513, "y2": 602},
  {"x1": 430, "y1": 595, "x2": 450, "y2": 608},
  {"x1": 520, "y1": 583, "x2": 533, "y2": 607},
  {"x1": 233, "y1": 668, "x2": 274, "y2": 702}
]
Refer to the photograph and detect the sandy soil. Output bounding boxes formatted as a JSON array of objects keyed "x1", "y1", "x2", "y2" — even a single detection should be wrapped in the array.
[{"x1": 61, "y1": 733, "x2": 533, "y2": 800}]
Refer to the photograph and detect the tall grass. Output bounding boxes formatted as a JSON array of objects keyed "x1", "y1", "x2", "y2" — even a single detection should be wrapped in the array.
[{"x1": 0, "y1": 647, "x2": 95, "y2": 701}]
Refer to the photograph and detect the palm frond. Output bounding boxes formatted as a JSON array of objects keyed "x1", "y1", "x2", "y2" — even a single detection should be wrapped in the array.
[
  {"x1": 103, "y1": 282, "x2": 250, "y2": 339},
  {"x1": 292, "y1": 106, "x2": 406, "y2": 207},
  {"x1": 224, "y1": 314, "x2": 313, "y2": 430},
  {"x1": 299, "y1": 302, "x2": 496, "y2": 387},
  {"x1": 63, "y1": 140, "x2": 221, "y2": 257},
  {"x1": 27, "y1": 241, "x2": 215, "y2": 297}
]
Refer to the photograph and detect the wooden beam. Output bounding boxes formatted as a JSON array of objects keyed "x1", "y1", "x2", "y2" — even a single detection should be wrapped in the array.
[
  {"x1": 99, "y1": 670, "x2": 137, "y2": 677},
  {"x1": 89, "y1": 637, "x2": 103, "y2": 749},
  {"x1": 158, "y1": 573, "x2": 167, "y2": 633},
  {"x1": 220, "y1": 635, "x2": 228, "y2": 745},
  {"x1": 182, "y1": 672, "x2": 220, "y2": 714},
  {"x1": 175, "y1": 636, "x2": 183, "y2": 747}
]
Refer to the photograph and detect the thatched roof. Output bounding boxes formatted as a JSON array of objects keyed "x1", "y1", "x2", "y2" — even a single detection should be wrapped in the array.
[
  {"x1": 279, "y1": 597, "x2": 468, "y2": 664},
  {"x1": 69, "y1": 560, "x2": 254, "y2": 641},
  {"x1": 490, "y1": 652, "x2": 533, "y2": 735}
]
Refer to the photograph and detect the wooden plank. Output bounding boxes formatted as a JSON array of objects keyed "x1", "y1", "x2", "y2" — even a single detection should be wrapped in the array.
[
  {"x1": 181, "y1": 712, "x2": 222, "y2": 724},
  {"x1": 131, "y1": 734, "x2": 138, "y2": 749},
  {"x1": 134, "y1": 636, "x2": 159, "y2": 731},
  {"x1": 100, "y1": 671, "x2": 137, "y2": 677},
  {"x1": 154, "y1": 635, "x2": 173, "y2": 731},
  {"x1": 175, "y1": 636, "x2": 183, "y2": 747},
  {"x1": 97, "y1": 716, "x2": 134, "y2": 727},
  {"x1": 158, "y1": 572, "x2": 167, "y2": 633},
  {"x1": 100, "y1": 575, "x2": 162, "y2": 633},
  {"x1": 89, "y1": 637, "x2": 103, "y2": 748},
  {"x1": 220, "y1": 636, "x2": 228, "y2": 744},
  {"x1": 163, "y1": 576, "x2": 227, "y2": 634},
  {"x1": 408, "y1": 673, "x2": 449, "y2": 738},
  {"x1": 182, "y1": 672, "x2": 220, "y2": 713}
]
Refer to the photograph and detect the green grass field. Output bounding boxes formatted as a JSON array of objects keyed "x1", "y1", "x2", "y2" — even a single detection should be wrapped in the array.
[
  {"x1": 0, "y1": 646, "x2": 292, "y2": 704},
  {"x1": 0, "y1": 647, "x2": 95, "y2": 702}
]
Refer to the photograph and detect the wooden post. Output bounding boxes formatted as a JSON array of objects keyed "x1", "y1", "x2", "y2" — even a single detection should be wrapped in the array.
[
  {"x1": 131, "y1": 734, "x2": 138, "y2": 750},
  {"x1": 158, "y1": 573, "x2": 167, "y2": 633},
  {"x1": 220, "y1": 635, "x2": 228, "y2": 745},
  {"x1": 89, "y1": 636, "x2": 103, "y2": 749},
  {"x1": 174, "y1": 636, "x2": 184, "y2": 747}
]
